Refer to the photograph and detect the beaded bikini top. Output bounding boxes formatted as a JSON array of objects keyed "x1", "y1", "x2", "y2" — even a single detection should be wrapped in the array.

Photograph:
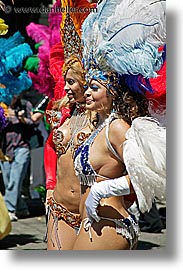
[
  {"x1": 53, "y1": 128, "x2": 90, "y2": 158},
  {"x1": 74, "y1": 113, "x2": 125, "y2": 187},
  {"x1": 74, "y1": 117, "x2": 111, "y2": 187},
  {"x1": 52, "y1": 106, "x2": 90, "y2": 158}
]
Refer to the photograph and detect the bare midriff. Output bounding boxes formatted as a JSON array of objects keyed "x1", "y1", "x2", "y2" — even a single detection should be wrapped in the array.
[{"x1": 53, "y1": 149, "x2": 81, "y2": 214}]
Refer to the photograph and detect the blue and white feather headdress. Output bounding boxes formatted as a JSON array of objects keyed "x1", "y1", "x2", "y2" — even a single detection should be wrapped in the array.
[{"x1": 82, "y1": 0, "x2": 166, "y2": 95}]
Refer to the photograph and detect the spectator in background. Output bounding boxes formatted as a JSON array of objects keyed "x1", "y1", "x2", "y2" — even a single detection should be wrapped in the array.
[
  {"x1": 138, "y1": 202, "x2": 165, "y2": 233},
  {"x1": 29, "y1": 95, "x2": 50, "y2": 200},
  {"x1": 0, "y1": 94, "x2": 36, "y2": 221},
  {"x1": 20, "y1": 90, "x2": 50, "y2": 201}
]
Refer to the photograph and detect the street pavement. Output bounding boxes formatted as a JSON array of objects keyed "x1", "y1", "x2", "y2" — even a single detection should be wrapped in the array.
[{"x1": 0, "y1": 199, "x2": 166, "y2": 251}]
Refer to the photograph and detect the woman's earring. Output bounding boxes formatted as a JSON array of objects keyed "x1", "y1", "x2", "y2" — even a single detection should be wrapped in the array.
[{"x1": 111, "y1": 100, "x2": 117, "y2": 113}]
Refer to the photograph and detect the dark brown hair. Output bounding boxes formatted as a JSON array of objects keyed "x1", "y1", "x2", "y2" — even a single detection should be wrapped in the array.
[{"x1": 115, "y1": 87, "x2": 149, "y2": 125}]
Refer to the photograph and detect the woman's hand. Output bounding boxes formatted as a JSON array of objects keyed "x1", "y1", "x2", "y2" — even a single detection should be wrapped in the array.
[
  {"x1": 85, "y1": 182, "x2": 102, "y2": 223},
  {"x1": 85, "y1": 176, "x2": 130, "y2": 223}
]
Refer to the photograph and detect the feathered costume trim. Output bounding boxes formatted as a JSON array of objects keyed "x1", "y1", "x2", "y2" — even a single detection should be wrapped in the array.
[
  {"x1": 0, "y1": 43, "x2": 33, "y2": 76},
  {"x1": 49, "y1": 42, "x2": 65, "y2": 101},
  {"x1": 0, "y1": 31, "x2": 32, "y2": 80},
  {"x1": 0, "y1": 31, "x2": 33, "y2": 105},
  {"x1": 26, "y1": 0, "x2": 62, "y2": 98},
  {"x1": 0, "y1": 26, "x2": 32, "y2": 129},
  {"x1": 0, "y1": 31, "x2": 24, "y2": 55}
]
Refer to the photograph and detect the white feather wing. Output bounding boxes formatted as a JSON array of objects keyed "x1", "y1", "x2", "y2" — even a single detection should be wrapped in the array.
[{"x1": 123, "y1": 117, "x2": 166, "y2": 213}]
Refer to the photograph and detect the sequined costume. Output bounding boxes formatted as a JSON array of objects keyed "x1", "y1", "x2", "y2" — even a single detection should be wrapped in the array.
[{"x1": 74, "y1": 114, "x2": 140, "y2": 248}]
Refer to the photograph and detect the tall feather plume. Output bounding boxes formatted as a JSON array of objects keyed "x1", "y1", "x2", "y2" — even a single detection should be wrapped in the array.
[
  {"x1": 0, "y1": 31, "x2": 24, "y2": 55},
  {"x1": 0, "y1": 71, "x2": 32, "y2": 104},
  {"x1": 4, "y1": 43, "x2": 33, "y2": 74},
  {"x1": 26, "y1": 0, "x2": 62, "y2": 98},
  {"x1": 82, "y1": 0, "x2": 166, "y2": 78},
  {"x1": 26, "y1": 23, "x2": 50, "y2": 45},
  {"x1": 0, "y1": 31, "x2": 33, "y2": 105}
]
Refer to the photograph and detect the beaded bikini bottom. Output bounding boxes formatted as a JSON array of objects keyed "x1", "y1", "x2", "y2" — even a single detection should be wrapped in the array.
[
  {"x1": 45, "y1": 196, "x2": 81, "y2": 250},
  {"x1": 47, "y1": 196, "x2": 81, "y2": 229}
]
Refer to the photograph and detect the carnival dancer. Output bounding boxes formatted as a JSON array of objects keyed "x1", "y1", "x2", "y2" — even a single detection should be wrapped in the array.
[
  {"x1": 72, "y1": 0, "x2": 166, "y2": 250},
  {"x1": 44, "y1": 0, "x2": 96, "y2": 250}
]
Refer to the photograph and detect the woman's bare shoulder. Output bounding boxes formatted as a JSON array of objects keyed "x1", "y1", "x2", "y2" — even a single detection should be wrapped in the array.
[
  {"x1": 106, "y1": 118, "x2": 130, "y2": 160},
  {"x1": 110, "y1": 118, "x2": 130, "y2": 138}
]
